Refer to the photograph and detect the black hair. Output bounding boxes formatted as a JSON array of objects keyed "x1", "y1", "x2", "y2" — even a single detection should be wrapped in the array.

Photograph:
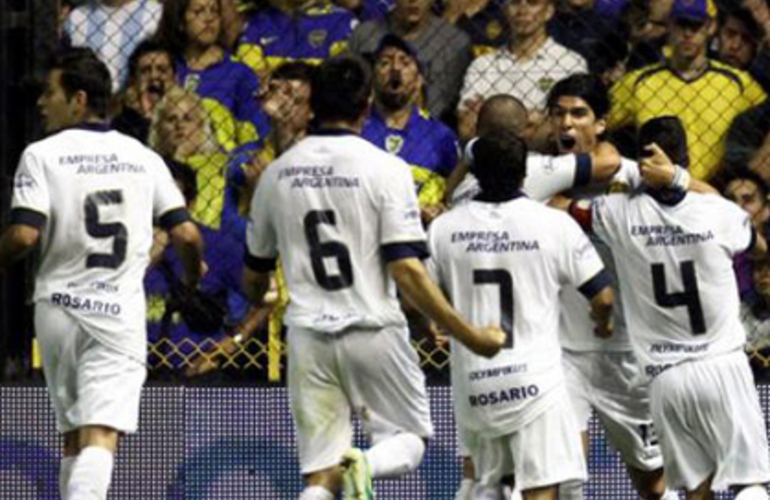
[
  {"x1": 311, "y1": 56, "x2": 372, "y2": 124},
  {"x1": 50, "y1": 48, "x2": 112, "y2": 119},
  {"x1": 164, "y1": 156, "x2": 198, "y2": 204},
  {"x1": 547, "y1": 73, "x2": 610, "y2": 119},
  {"x1": 718, "y1": 5, "x2": 763, "y2": 44},
  {"x1": 156, "y1": 0, "x2": 222, "y2": 59},
  {"x1": 271, "y1": 61, "x2": 317, "y2": 85},
  {"x1": 470, "y1": 130, "x2": 528, "y2": 201},
  {"x1": 719, "y1": 168, "x2": 769, "y2": 202},
  {"x1": 638, "y1": 116, "x2": 689, "y2": 168},
  {"x1": 126, "y1": 39, "x2": 174, "y2": 81}
]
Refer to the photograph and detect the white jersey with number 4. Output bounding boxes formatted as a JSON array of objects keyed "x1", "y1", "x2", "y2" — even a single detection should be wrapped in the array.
[
  {"x1": 247, "y1": 132, "x2": 427, "y2": 333},
  {"x1": 10, "y1": 125, "x2": 187, "y2": 361},
  {"x1": 427, "y1": 196, "x2": 607, "y2": 436},
  {"x1": 591, "y1": 191, "x2": 754, "y2": 381}
]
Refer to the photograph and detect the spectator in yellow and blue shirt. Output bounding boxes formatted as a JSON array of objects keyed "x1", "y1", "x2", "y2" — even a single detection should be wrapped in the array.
[{"x1": 361, "y1": 35, "x2": 459, "y2": 212}]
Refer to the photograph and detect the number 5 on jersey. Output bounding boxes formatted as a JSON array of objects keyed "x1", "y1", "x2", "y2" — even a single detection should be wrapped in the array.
[{"x1": 473, "y1": 269, "x2": 514, "y2": 349}]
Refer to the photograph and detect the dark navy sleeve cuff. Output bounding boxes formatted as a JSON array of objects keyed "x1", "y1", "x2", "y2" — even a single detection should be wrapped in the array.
[
  {"x1": 578, "y1": 269, "x2": 612, "y2": 299},
  {"x1": 158, "y1": 208, "x2": 191, "y2": 230},
  {"x1": 381, "y1": 241, "x2": 430, "y2": 263},
  {"x1": 10, "y1": 207, "x2": 47, "y2": 229},
  {"x1": 245, "y1": 252, "x2": 277, "y2": 272},
  {"x1": 573, "y1": 153, "x2": 592, "y2": 187}
]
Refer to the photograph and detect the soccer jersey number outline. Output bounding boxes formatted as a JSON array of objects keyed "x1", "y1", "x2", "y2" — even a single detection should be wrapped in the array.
[
  {"x1": 472, "y1": 268, "x2": 514, "y2": 349},
  {"x1": 84, "y1": 189, "x2": 128, "y2": 270},
  {"x1": 303, "y1": 210, "x2": 354, "y2": 291},
  {"x1": 651, "y1": 260, "x2": 706, "y2": 335}
]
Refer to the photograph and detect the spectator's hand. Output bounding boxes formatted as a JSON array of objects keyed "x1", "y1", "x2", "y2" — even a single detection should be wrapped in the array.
[
  {"x1": 185, "y1": 351, "x2": 221, "y2": 377},
  {"x1": 466, "y1": 326, "x2": 506, "y2": 358},
  {"x1": 428, "y1": 322, "x2": 449, "y2": 348},
  {"x1": 745, "y1": 0, "x2": 770, "y2": 42},
  {"x1": 640, "y1": 143, "x2": 676, "y2": 188},
  {"x1": 457, "y1": 95, "x2": 484, "y2": 143}
]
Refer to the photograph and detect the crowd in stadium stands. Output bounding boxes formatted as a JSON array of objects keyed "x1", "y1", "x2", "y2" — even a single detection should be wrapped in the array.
[{"x1": 53, "y1": 0, "x2": 770, "y2": 378}]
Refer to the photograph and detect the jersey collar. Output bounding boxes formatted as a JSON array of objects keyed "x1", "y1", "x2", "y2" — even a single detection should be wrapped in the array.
[
  {"x1": 645, "y1": 186, "x2": 687, "y2": 206},
  {"x1": 313, "y1": 128, "x2": 357, "y2": 136},
  {"x1": 473, "y1": 189, "x2": 527, "y2": 203},
  {"x1": 68, "y1": 121, "x2": 112, "y2": 133}
]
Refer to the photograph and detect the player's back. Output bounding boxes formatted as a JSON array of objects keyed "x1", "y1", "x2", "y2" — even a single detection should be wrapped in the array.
[
  {"x1": 257, "y1": 132, "x2": 424, "y2": 333},
  {"x1": 593, "y1": 191, "x2": 753, "y2": 379},
  {"x1": 428, "y1": 196, "x2": 605, "y2": 434}
]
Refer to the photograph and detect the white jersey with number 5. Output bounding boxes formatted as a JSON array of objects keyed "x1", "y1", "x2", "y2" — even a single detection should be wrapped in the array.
[
  {"x1": 246, "y1": 131, "x2": 427, "y2": 333},
  {"x1": 592, "y1": 192, "x2": 754, "y2": 381},
  {"x1": 427, "y1": 196, "x2": 606, "y2": 436},
  {"x1": 10, "y1": 125, "x2": 187, "y2": 361}
]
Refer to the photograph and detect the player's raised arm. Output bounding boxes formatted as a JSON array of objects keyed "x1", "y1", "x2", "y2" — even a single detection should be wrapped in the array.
[{"x1": 388, "y1": 257, "x2": 506, "y2": 358}]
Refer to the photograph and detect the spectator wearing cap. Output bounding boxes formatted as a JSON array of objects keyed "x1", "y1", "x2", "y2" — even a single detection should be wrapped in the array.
[
  {"x1": 361, "y1": 35, "x2": 459, "y2": 220},
  {"x1": 457, "y1": 0, "x2": 587, "y2": 140},
  {"x1": 348, "y1": 0, "x2": 472, "y2": 123},
  {"x1": 63, "y1": 0, "x2": 163, "y2": 91},
  {"x1": 609, "y1": 0, "x2": 766, "y2": 181}
]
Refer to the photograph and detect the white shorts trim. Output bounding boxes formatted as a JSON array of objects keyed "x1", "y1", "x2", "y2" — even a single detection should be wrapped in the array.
[
  {"x1": 650, "y1": 350, "x2": 770, "y2": 491},
  {"x1": 563, "y1": 349, "x2": 663, "y2": 471},
  {"x1": 35, "y1": 303, "x2": 146, "y2": 434},
  {"x1": 287, "y1": 325, "x2": 433, "y2": 474}
]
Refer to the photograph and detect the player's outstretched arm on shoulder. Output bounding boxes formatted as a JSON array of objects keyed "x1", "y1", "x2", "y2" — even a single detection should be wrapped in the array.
[
  {"x1": 168, "y1": 221, "x2": 204, "y2": 288},
  {"x1": 589, "y1": 141, "x2": 622, "y2": 183},
  {"x1": 640, "y1": 143, "x2": 718, "y2": 194},
  {"x1": 388, "y1": 257, "x2": 506, "y2": 358},
  {"x1": 0, "y1": 224, "x2": 41, "y2": 274},
  {"x1": 589, "y1": 286, "x2": 613, "y2": 338}
]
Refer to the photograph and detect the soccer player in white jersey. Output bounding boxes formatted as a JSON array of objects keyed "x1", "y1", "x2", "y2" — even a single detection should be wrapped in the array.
[
  {"x1": 0, "y1": 48, "x2": 203, "y2": 500},
  {"x1": 562, "y1": 116, "x2": 770, "y2": 500},
  {"x1": 242, "y1": 56, "x2": 506, "y2": 500},
  {"x1": 428, "y1": 130, "x2": 613, "y2": 500}
]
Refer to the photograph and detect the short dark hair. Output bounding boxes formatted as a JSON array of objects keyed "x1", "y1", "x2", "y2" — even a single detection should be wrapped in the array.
[
  {"x1": 164, "y1": 156, "x2": 198, "y2": 203},
  {"x1": 547, "y1": 74, "x2": 610, "y2": 119},
  {"x1": 720, "y1": 168, "x2": 769, "y2": 202},
  {"x1": 718, "y1": 5, "x2": 763, "y2": 44},
  {"x1": 470, "y1": 130, "x2": 528, "y2": 200},
  {"x1": 311, "y1": 56, "x2": 372, "y2": 124},
  {"x1": 638, "y1": 116, "x2": 689, "y2": 168},
  {"x1": 271, "y1": 61, "x2": 316, "y2": 85},
  {"x1": 126, "y1": 39, "x2": 174, "y2": 81},
  {"x1": 51, "y1": 48, "x2": 112, "y2": 119},
  {"x1": 156, "y1": 0, "x2": 222, "y2": 58}
]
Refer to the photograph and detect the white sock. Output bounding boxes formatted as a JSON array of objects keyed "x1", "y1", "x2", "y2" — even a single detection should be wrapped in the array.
[
  {"x1": 60, "y1": 456, "x2": 76, "y2": 500},
  {"x1": 365, "y1": 433, "x2": 425, "y2": 479},
  {"x1": 559, "y1": 479, "x2": 584, "y2": 500},
  {"x1": 735, "y1": 485, "x2": 770, "y2": 500},
  {"x1": 298, "y1": 485, "x2": 335, "y2": 500},
  {"x1": 455, "y1": 478, "x2": 476, "y2": 500},
  {"x1": 66, "y1": 446, "x2": 114, "y2": 500}
]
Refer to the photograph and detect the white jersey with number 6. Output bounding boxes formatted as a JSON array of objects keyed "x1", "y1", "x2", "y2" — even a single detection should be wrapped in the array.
[
  {"x1": 10, "y1": 125, "x2": 187, "y2": 361},
  {"x1": 246, "y1": 131, "x2": 427, "y2": 334},
  {"x1": 427, "y1": 196, "x2": 606, "y2": 436},
  {"x1": 591, "y1": 192, "x2": 754, "y2": 380}
]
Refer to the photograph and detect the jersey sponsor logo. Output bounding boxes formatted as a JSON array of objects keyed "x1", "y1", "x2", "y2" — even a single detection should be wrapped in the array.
[
  {"x1": 469, "y1": 384, "x2": 539, "y2": 407},
  {"x1": 450, "y1": 231, "x2": 540, "y2": 253},
  {"x1": 385, "y1": 134, "x2": 404, "y2": 154},
  {"x1": 50, "y1": 292, "x2": 122, "y2": 316},
  {"x1": 649, "y1": 342, "x2": 709, "y2": 354},
  {"x1": 14, "y1": 172, "x2": 35, "y2": 190},
  {"x1": 644, "y1": 363, "x2": 673, "y2": 379},
  {"x1": 277, "y1": 165, "x2": 361, "y2": 189},
  {"x1": 631, "y1": 225, "x2": 714, "y2": 247},
  {"x1": 308, "y1": 29, "x2": 328, "y2": 48},
  {"x1": 259, "y1": 36, "x2": 279, "y2": 46},
  {"x1": 469, "y1": 362, "x2": 528, "y2": 381}
]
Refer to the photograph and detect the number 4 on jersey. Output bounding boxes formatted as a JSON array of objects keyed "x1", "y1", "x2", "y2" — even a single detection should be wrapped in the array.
[{"x1": 651, "y1": 260, "x2": 706, "y2": 335}]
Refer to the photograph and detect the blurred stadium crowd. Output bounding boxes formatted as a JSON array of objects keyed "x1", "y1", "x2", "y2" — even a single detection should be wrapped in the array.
[{"x1": 5, "y1": 0, "x2": 770, "y2": 382}]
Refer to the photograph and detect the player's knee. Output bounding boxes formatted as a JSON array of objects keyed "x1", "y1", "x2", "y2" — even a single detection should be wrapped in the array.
[{"x1": 734, "y1": 485, "x2": 769, "y2": 500}]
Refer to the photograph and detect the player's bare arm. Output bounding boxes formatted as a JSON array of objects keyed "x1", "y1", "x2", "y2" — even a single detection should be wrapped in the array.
[
  {"x1": 387, "y1": 257, "x2": 506, "y2": 358},
  {"x1": 589, "y1": 286, "x2": 613, "y2": 338},
  {"x1": 640, "y1": 143, "x2": 718, "y2": 194},
  {"x1": 168, "y1": 220, "x2": 204, "y2": 288},
  {"x1": 0, "y1": 224, "x2": 41, "y2": 273},
  {"x1": 242, "y1": 267, "x2": 272, "y2": 306},
  {"x1": 588, "y1": 141, "x2": 622, "y2": 182}
]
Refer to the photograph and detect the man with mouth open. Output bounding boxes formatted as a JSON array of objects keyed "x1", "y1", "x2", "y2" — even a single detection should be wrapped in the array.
[{"x1": 362, "y1": 34, "x2": 459, "y2": 223}]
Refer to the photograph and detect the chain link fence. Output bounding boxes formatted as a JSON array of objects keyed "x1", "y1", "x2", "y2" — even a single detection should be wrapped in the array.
[{"x1": 4, "y1": 0, "x2": 770, "y2": 382}]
